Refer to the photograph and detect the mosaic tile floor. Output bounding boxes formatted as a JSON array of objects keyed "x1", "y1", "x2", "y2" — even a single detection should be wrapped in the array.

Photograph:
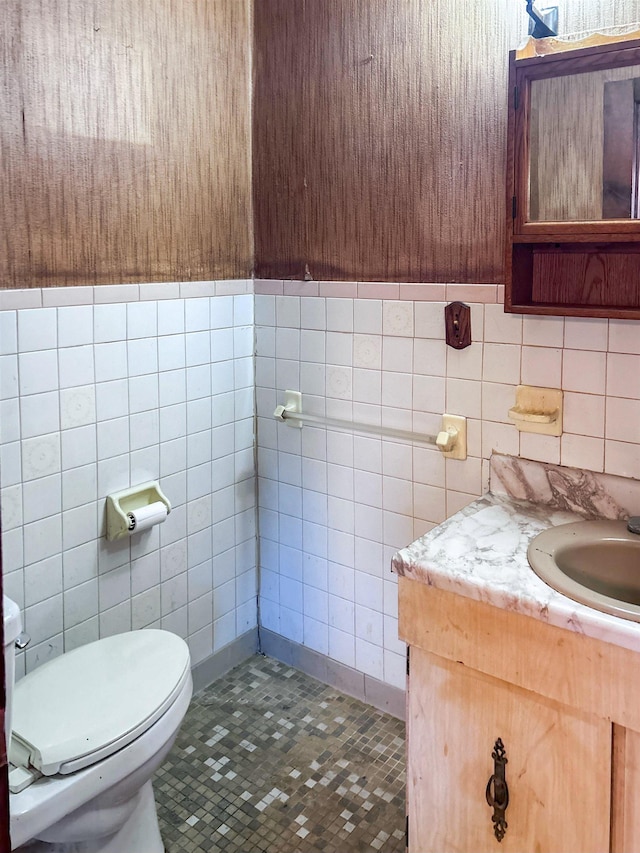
[{"x1": 155, "y1": 654, "x2": 406, "y2": 853}]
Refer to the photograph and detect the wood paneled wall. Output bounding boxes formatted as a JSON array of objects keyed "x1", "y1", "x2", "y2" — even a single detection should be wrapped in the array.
[
  {"x1": 253, "y1": 0, "x2": 527, "y2": 283},
  {"x1": 1, "y1": 0, "x2": 252, "y2": 288},
  {"x1": 253, "y1": 0, "x2": 640, "y2": 284}
]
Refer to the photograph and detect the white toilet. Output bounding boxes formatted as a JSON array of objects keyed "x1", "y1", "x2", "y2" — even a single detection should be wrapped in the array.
[{"x1": 3, "y1": 596, "x2": 193, "y2": 852}]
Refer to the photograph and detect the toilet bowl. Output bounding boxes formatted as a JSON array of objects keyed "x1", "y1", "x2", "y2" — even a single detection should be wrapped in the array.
[{"x1": 3, "y1": 596, "x2": 193, "y2": 852}]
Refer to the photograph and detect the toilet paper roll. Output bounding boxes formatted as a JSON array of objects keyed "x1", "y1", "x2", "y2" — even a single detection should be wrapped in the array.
[{"x1": 126, "y1": 502, "x2": 168, "y2": 534}]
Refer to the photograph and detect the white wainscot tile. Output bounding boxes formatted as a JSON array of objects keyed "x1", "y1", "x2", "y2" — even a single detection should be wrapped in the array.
[
  {"x1": 298, "y1": 329, "x2": 324, "y2": 365},
  {"x1": 97, "y1": 454, "x2": 129, "y2": 501},
  {"x1": 327, "y1": 298, "x2": 354, "y2": 333},
  {"x1": 129, "y1": 374, "x2": 159, "y2": 415},
  {"x1": 483, "y1": 343, "x2": 521, "y2": 385},
  {"x1": 0, "y1": 355, "x2": 18, "y2": 400},
  {"x1": 186, "y1": 331, "x2": 211, "y2": 367},
  {"x1": 563, "y1": 317, "x2": 608, "y2": 351},
  {"x1": 187, "y1": 364, "x2": 212, "y2": 400},
  {"x1": 412, "y1": 446, "x2": 445, "y2": 487},
  {"x1": 23, "y1": 473, "x2": 61, "y2": 523},
  {"x1": 1, "y1": 398, "x2": 20, "y2": 443},
  {"x1": 132, "y1": 587, "x2": 161, "y2": 629},
  {"x1": 519, "y1": 432, "x2": 560, "y2": 465},
  {"x1": 414, "y1": 302, "x2": 445, "y2": 340},
  {"x1": 23, "y1": 515, "x2": 62, "y2": 566},
  {"x1": 609, "y1": 320, "x2": 640, "y2": 354},
  {"x1": 158, "y1": 299, "x2": 186, "y2": 336},
  {"x1": 62, "y1": 464, "x2": 98, "y2": 511},
  {"x1": 446, "y1": 342, "x2": 483, "y2": 381},
  {"x1": 130, "y1": 410, "x2": 160, "y2": 451},
  {"x1": 481, "y1": 420, "x2": 519, "y2": 458},
  {"x1": 520, "y1": 346, "x2": 562, "y2": 388},
  {"x1": 0, "y1": 484, "x2": 22, "y2": 530},
  {"x1": 382, "y1": 301, "x2": 413, "y2": 337},
  {"x1": 382, "y1": 336, "x2": 413, "y2": 373},
  {"x1": 63, "y1": 502, "x2": 98, "y2": 550},
  {"x1": 24, "y1": 554, "x2": 63, "y2": 606},
  {"x1": 562, "y1": 349, "x2": 606, "y2": 395},
  {"x1": 127, "y1": 301, "x2": 157, "y2": 340},
  {"x1": 20, "y1": 391, "x2": 59, "y2": 438},
  {"x1": 128, "y1": 338, "x2": 158, "y2": 376},
  {"x1": 561, "y1": 434, "x2": 604, "y2": 472},
  {"x1": 94, "y1": 304, "x2": 126, "y2": 343},
  {"x1": 381, "y1": 371, "x2": 411, "y2": 409},
  {"x1": 18, "y1": 308, "x2": 57, "y2": 352},
  {"x1": 0, "y1": 312, "x2": 17, "y2": 355},
  {"x1": 605, "y1": 440, "x2": 640, "y2": 479},
  {"x1": 22, "y1": 433, "x2": 61, "y2": 481},
  {"x1": 58, "y1": 345, "x2": 94, "y2": 389},
  {"x1": 563, "y1": 392, "x2": 605, "y2": 437},
  {"x1": 19, "y1": 350, "x2": 59, "y2": 396},
  {"x1": 413, "y1": 483, "x2": 446, "y2": 524},
  {"x1": 96, "y1": 379, "x2": 129, "y2": 421},
  {"x1": 484, "y1": 304, "x2": 522, "y2": 344},
  {"x1": 183, "y1": 297, "x2": 209, "y2": 332},
  {"x1": 58, "y1": 305, "x2": 94, "y2": 347},
  {"x1": 25, "y1": 594, "x2": 63, "y2": 646},
  {"x1": 522, "y1": 315, "x2": 564, "y2": 347},
  {"x1": 413, "y1": 338, "x2": 446, "y2": 377},
  {"x1": 61, "y1": 424, "x2": 97, "y2": 471},
  {"x1": 60, "y1": 386, "x2": 96, "y2": 430},
  {"x1": 355, "y1": 636, "x2": 383, "y2": 680},
  {"x1": 94, "y1": 341, "x2": 128, "y2": 383},
  {"x1": 605, "y1": 396, "x2": 640, "y2": 443},
  {"x1": 64, "y1": 578, "x2": 99, "y2": 628},
  {"x1": 445, "y1": 377, "x2": 481, "y2": 418},
  {"x1": 97, "y1": 416, "x2": 129, "y2": 460},
  {"x1": 606, "y1": 353, "x2": 640, "y2": 400}
]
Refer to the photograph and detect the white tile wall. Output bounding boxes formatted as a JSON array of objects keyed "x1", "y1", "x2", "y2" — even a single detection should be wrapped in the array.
[
  {"x1": 0, "y1": 284, "x2": 256, "y2": 678},
  {"x1": 255, "y1": 291, "x2": 640, "y2": 690},
  {"x1": 3, "y1": 281, "x2": 640, "y2": 692}
]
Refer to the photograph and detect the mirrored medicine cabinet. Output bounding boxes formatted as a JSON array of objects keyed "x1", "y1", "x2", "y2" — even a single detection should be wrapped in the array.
[{"x1": 506, "y1": 30, "x2": 640, "y2": 318}]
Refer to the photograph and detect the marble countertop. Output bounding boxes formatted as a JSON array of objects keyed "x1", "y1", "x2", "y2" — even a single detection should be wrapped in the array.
[{"x1": 392, "y1": 493, "x2": 640, "y2": 654}]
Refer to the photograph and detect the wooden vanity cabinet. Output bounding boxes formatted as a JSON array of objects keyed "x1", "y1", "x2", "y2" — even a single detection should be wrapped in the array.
[{"x1": 399, "y1": 576, "x2": 640, "y2": 853}]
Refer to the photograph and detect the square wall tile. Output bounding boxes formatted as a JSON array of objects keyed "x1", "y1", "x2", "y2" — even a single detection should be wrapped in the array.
[
  {"x1": 607, "y1": 353, "x2": 640, "y2": 400},
  {"x1": 564, "y1": 318, "x2": 608, "y2": 351},
  {"x1": 58, "y1": 305, "x2": 94, "y2": 348},
  {"x1": 19, "y1": 350, "x2": 59, "y2": 396},
  {"x1": 18, "y1": 308, "x2": 57, "y2": 352},
  {"x1": 521, "y1": 346, "x2": 562, "y2": 388},
  {"x1": 562, "y1": 349, "x2": 606, "y2": 395}
]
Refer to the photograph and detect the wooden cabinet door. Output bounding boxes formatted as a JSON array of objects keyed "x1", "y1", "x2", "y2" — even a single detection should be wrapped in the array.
[{"x1": 407, "y1": 648, "x2": 611, "y2": 853}]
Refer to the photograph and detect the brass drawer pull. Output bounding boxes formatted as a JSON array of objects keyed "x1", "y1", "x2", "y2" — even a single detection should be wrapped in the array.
[{"x1": 486, "y1": 738, "x2": 509, "y2": 842}]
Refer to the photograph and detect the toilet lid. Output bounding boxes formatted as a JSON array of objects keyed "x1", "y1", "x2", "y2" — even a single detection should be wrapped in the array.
[{"x1": 10, "y1": 629, "x2": 190, "y2": 777}]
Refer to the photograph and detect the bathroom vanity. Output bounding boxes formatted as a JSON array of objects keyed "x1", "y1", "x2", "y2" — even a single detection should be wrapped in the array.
[{"x1": 393, "y1": 492, "x2": 640, "y2": 853}]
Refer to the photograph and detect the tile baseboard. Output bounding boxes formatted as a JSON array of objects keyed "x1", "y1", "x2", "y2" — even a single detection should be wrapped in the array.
[
  {"x1": 191, "y1": 628, "x2": 259, "y2": 693},
  {"x1": 259, "y1": 628, "x2": 406, "y2": 720}
]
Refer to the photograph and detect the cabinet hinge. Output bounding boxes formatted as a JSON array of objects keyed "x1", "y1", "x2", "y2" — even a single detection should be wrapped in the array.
[
  {"x1": 406, "y1": 646, "x2": 410, "y2": 677},
  {"x1": 514, "y1": 85, "x2": 519, "y2": 110},
  {"x1": 512, "y1": 195, "x2": 517, "y2": 219},
  {"x1": 405, "y1": 814, "x2": 409, "y2": 849}
]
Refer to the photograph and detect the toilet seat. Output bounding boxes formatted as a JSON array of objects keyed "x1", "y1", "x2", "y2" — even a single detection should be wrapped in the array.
[{"x1": 10, "y1": 629, "x2": 190, "y2": 787}]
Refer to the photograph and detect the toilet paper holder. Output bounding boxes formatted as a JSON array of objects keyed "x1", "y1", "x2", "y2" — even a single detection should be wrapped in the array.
[{"x1": 105, "y1": 481, "x2": 171, "y2": 541}]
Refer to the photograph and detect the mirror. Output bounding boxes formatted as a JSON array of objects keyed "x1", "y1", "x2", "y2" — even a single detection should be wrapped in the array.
[{"x1": 529, "y1": 63, "x2": 640, "y2": 222}]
